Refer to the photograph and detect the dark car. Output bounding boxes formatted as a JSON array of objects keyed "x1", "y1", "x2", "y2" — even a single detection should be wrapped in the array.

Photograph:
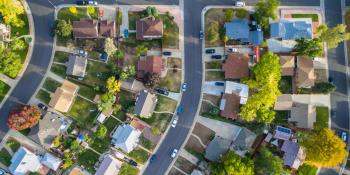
[
  {"x1": 177, "y1": 106, "x2": 183, "y2": 115},
  {"x1": 99, "y1": 52, "x2": 109, "y2": 62},
  {"x1": 38, "y1": 103, "x2": 48, "y2": 111},
  {"x1": 0, "y1": 168, "x2": 6, "y2": 175},
  {"x1": 155, "y1": 87, "x2": 169, "y2": 96},
  {"x1": 76, "y1": 0, "x2": 87, "y2": 5},
  {"x1": 205, "y1": 49, "x2": 215, "y2": 54},
  {"x1": 128, "y1": 159, "x2": 138, "y2": 167},
  {"x1": 163, "y1": 51, "x2": 172, "y2": 56},
  {"x1": 215, "y1": 82, "x2": 225, "y2": 86},
  {"x1": 150, "y1": 155, "x2": 157, "y2": 163},
  {"x1": 328, "y1": 77, "x2": 334, "y2": 83},
  {"x1": 211, "y1": 55, "x2": 222, "y2": 59}
]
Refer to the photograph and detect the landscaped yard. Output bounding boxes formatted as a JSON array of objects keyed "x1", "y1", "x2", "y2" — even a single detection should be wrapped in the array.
[
  {"x1": 128, "y1": 147, "x2": 150, "y2": 164},
  {"x1": 160, "y1": 70, "x2": 182, "y2": 92},
  {"x1": 206, "y1": 61, "x2": 222, "y2": 69},
  {"x1": 297, "y1": 164, "x2": 318, "y2": 175},
  {"x1": 50, "y1": 64, "x2": 67, "y2": 78},
  {"x1": 291, "y1": 14, "x2": 319, "y2": 22},
  {"x1": 87, "y1": 136, "x2": 110, "y2": 154},
  {"x1": 0, "y1": 80, "x2": 10, "y2": 103},
  {"x1": 43, "y1": 78, "x2": 61, "y2": 93},
  {"x1": 119, "y1": 163, "x2": 139, "y2": 175},
  {"x1": 68, "y1": 78, "x2": 99, "y2": 100},
  {"x1": 0, "y1": 148, "x2": 12, "y2": 166},
  {"x1": 205, "y1": 71, "x2": 225, "y2": 81},
  {"x1": 66, "y1": 96, "x2": 98, "y2": 127},
  {"x1": 73, "y1": 60, "x2": 111, "y2": 87},
  {"x1": 104, "y1": 117, "x2": 120, "y2": 135},
  {"x1": 279, "y1": 76, "x2": 293, "y2": 94},
  {"x1": 128, "y1": 11, "x2": 143, "y2": 30},
  {"x1": 53, "y1": 51, "x2": 70, "y2": 63},
  {"x1": 122, "y1": 33, "x2": 162, "y2": 49},
  {"x1": 77, "y1": 149, "x2": 100, "y2": 173},
  {"x1": 314, "y1": 106, "x2": 329, "y2": 129},
  {"x1": 57, "y1": 7, "x2": 98, "y2": 21},
  {"x1": 139, "y1": 135, "x2": 156, "y2": 151},
  {"x1": 161, "y1": 14, "x2": 179, "y2": 49},
  {"x1": 36, "y1": 89, "x2": 51, "y2": 104},
  {"x1": 155, "y1": 96, "x2": 177, "y2": 113},
  {"x1": 6, "y1": 139, "x2": 21, "y2": 152},
  {"x1": 167, "y1": 57, "x2": 182, "y2": 69},
  {"x1": 143, "y1": 113, "x2": 172, "y2": 133},
  {"x1": 274, "y1": 110, "x2": 289, "y2": 125},
  {"x1": 205, "y1": 8, "x2": 225, "y2": 47}
]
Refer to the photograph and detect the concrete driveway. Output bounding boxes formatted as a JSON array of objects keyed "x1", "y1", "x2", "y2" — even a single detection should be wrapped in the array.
[
  {"x1": 203, "y1": 47, "x2": 224, "y2": 61},
  {"x1": 203, "y1": 81, "x2": 225, "y2": 96},
  {"x1": 197, "y1": 116, "x2": 241, "y2": 140}
]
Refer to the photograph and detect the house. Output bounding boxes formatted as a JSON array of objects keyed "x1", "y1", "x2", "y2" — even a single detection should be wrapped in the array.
[
  {"x1": 68, "y1": 166, "x2": 90, "y2": 175},
  {"x1": 279, "y1": 55, "x2": 295, "y2": 76},
  {"x1": 99, "y1": 20, "x2": 116, "y2": 38},
  {"x1": 111, "y1": 124, "x2": 141, "y2": 153},
  {"x1": 136, "y1": 17, "x2": 163, "y2": 40},
  {"x1": 137, "y1": 55, "x2": 165, "y2": 79},
  {"x1": 267, "y1": 39, "x2": 297, "y2": 53},
  {"x1": 41, "y1": 153, "x2": 62, "y2": 171},
  {"x1": 134, "y1": 90, "x2": 158, "y2": 118},
  {"x1": 270, "y1": 18, "x2": 313, "y2": 40},
  {"x1": 97, "y1": 108, "x2": 114, "y2": 123},
  {"x1": 273, "y1": 126, "x2": 292, "y2": 140},
  {"x1": 66, "y1": 55, "x2": 88, "y2": 78},
  {"x1": 219, "y1": 93, "x2": 240, "y2": 120},
  {"x1": 224, "y1": 19, "x2": 263, "y2": 45},
  {"x1": 73, "y1": 19, "x2": 99, "y2": 38},
  {"x1": 9, "y1": 147, "x2": 42, "y2": 175},
  {"x1": 231, "y1": 127, "x2": 256, "y2": 153},
  {"x1": 205, "y1": 136, "x2": 231, "y2": 161},
  {"x1": 281, "y1": 140, "x2": 306, "y2": 169},
  {"x1": 49, "y1": 80, "x2": 79, "y2": 112},
  {"x1": 95, "y1": 155, "x2": 123, "y2": 175},
  {"x1": 224, "y1": 81, "x2": 249, "y2": 104},
  {"x1": 0, "y1": 23, "x2": 10, "y2": 41},
  {"x1": 191, "y1": 170, "x2": 203, "y2": 175},
  {"x1": 121, "y1": 78, "x2": 145, "y2": 92},
  {"x1": 296, "y1": 57, "x2": 315, "y2": 88},
  {"x1": 274, "y1": 94, "x2": 293, "y2": 110},
  {"x1": 222, "y1": 53, "x2": 250, "y2": 80},
  {"x1": 289, "y1": 103, "x2": 316, "y2": 129}
]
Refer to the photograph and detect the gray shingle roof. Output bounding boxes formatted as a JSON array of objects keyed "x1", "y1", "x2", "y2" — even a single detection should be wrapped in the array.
[
  {"x1": 270, "y1": 19, "x2": 312, "y2": 40},
  {"x1": 205, "y1": 136, "x2": 231, "y2": 161},
  {"x1": 66, "y1": 55, "x2": 87, "y2": 77},
  {"x1": 232, "y1": 128, "x2": 256, "y2": 151},
  {"x1": 134, "y1": 90, "x2": 157, "y2": 118}
]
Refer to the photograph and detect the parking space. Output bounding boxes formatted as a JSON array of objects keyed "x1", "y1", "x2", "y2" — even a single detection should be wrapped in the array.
[{"x1": 203, "y1": 81, "x2": 225, "y2": 96}]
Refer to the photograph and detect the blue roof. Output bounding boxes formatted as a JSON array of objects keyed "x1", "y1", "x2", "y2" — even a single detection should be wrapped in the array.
[
  {"x1": 112, "y1": 124, "x2": 134, "y2": 144},
  {"x1": 270, "y1": 19, "x2": 312, "y2": 40},
  {"x1": 277, "y1": 126, "x2": 291, "y2": 134},
  {"x1": 225, "y1": 19, "x2": 249, "y2": 40},
  {"x1": 249, "y1": 31, "x2": 263, "y2": 45}
]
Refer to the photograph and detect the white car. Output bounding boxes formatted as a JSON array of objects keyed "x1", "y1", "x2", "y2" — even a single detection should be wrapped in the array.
[
  {"x1": 182, "y1": 83, "x2": 187, "y2": 92},
  {"x1": 234, "y1": 1, "x2": 245, "y2": 7},
  {"x1": 171, "y1": 117, "x2": 178, "y2": 128},
  {"x1": 229, "y1": 48, "x2": 238, "y2": 52},
  {"x1": 171, "y1": 149, "x2": 178, "y2": 158}
]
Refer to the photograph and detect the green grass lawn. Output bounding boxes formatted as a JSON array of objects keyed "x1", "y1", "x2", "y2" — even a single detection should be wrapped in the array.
[
  {"x1": 6, "y1": 139, "x2": 21, "y2": 152},
  {"x1": 57, "y1": 7, "x2": 92, "y2": 21},
  {"x1": 67, "y1": 77, "x2": 98, "y2": 100},
  {"x1": 119, "y1": 90, "x2": 135, "y2": 111},
  {"x1": 87, "y1": 136, "x2": 110, "y2": 154},
  {"x1": 142, "y1": 113, "x2": 172, "y2": 133},
  {"x1": 279, "y1": 76, "x2": 293, "y2": 94},
  {"x1": 77, "y1": 149, "x2": 100, "y2": 173},
  {"x1": 53, "y1": 51, "x2": 70, "y2": 63},
  {"x1": 160, "y1": 70, "x2": 181, "y2": 92},
  {"x1": 71, "y1": 60, "x2": 110, "y2": 88},
  {"x1": 161, "y1": 14, "x2": 179, "y2": 49},
  {"x1": 128, "y1": 11, "x2": 142, "y2": 30},
  {"x1": 36, "y1": 89, "x2": 51, "y2": 104},
  {"x1": 297, "y1": 164, "x2": 318, "y2": 175},
  {"x1": 43, "y1": 77, "x2": 62, "y2": 93},
  {"x1": 11, "y1": 13, "x2": 29, "y2": 36},
  {"x1": 0, "y1": 149, "x2": 12, "y2": 166},
  {"x1": 155, "y1": 96, "x2": 177, "y2": 113},
  {"x1": 50, "y1": 64, "x2": 67, "y2": 78},
  {"x1": 291, "y1": 14, "x2": 319, "y2": 22},
  {"x1": 206, "y1": 61, "x2": 222, "y2": 69},
  {"x1": 104, "y1": 117, "x2": 120, "y2": 135},
  {"x1": 66, "y1": 96, "x2": 98, "y2": 127},
  {"x1": 139, "y1": 135, "x2": 156, "y2": 151},
  {"x1": 119, "y1": 163, "x2": 139, "y2": 175},
  {"x1": 205, "y1": 71, "x2": 225, "y2": 81},
  {"x1": 123, "y1": 33, "x2": 162, "y2": 49},
  {"x1": 274, "y1": 110, "x2": 289, "y2": 126},
  {"x1": 128, "y1": 147, "x2": 150, "y2": 164},
  {"x1": 314, "y1": 106, "x2": 329, "y2": 129},
  {"x1": 0, "y1": 80, "x2": 10, "y2": 103}
]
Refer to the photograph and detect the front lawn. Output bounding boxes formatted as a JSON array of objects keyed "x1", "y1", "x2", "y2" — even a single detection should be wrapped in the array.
[
  {"x1": 142, "y1": 113, "x2": 172, "y2": 133},
  {"x1": 53, "y1": 51, "x2": 70, "y2": 63},
  {"x1": 279, "y1": 76, "x2": 293, "y2": 94},
  {"x1": 297, "y1": 164, "x2": 318, "y2": 175},
  {"x1": 155, "y1": 96, "x2": 177, "y2": 113},
  {"x1": 73, "y1": 60, "x2": 111, "y2": 87},
  {"x1": 128, "y1": 11, "x2": 142, "y2": 30},
  {"x1": 36, "y1": 89, "x2": 51, "y2": 104},
  {"x1": 68, "y1": 78, "x2": 98, "y2": 100},
  {"x1": 128, "y1": 147, "x2": 150, "y2": 164},
  {"x1": 119, "y1": 163, "x2": 139, "y2": 175},
  {"x1": 205, "y1": 71, "x2": 225, "y2": 81},
  {"x1": 43, "y1": 78, "x2": 61, "y2": 93},
  {"x1": 139, "y1": 135, "x2": 156, "y2": 151},
  {"x1": 160, "y1": 70, "x2": 182, "y2": 92},
  {"x1": 0, "y1": 80, "x2": 10, "y2": 103},
  {"x1": 291, "y1": 14, "x2": 319, "y2": 22},
  {"x1": 0, "y1": 149, "x2": 11, "y2": 166},
  {"x1": 77, "y1": 149, "x2": 100, "y2": 173},
  {"x1": 122, "y1": 33, "x2": 161, "y2": 49},
  {"x1": 167, "y1": 57, "x2": 182, "y2": 69},
  {"x1": 204, "y1": 8, "x2": 225, "y2": 47},
  {"x1": 314, "y1": 106, "x2": 329, "y2": 129},
  {"x1": 206, "y1": 61, "x2": 222, "y2": 69},
  {"x1": 161, "y1": 14, "x2": 179, "y2": 49},
  {"x1": 66, "y1": 96, "x2": 98, "y2": 127},
  {"x1": 6, "y1": 139, "x2": 21, "y2": 152},
  {"x1": 50, "y1": 64, "x2": 67, "y2": 78},
  {"x1": 57, "y1": 7, "x2": 98, "y2": 21}
]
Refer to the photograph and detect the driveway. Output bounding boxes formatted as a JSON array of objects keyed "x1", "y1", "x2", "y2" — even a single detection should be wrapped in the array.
[
  {"x1": 203, "y1": 81, "x2": 224, "y2": 96},
  {"x1": 197, "y1": 116, "x2": 241, "y2": 140}
]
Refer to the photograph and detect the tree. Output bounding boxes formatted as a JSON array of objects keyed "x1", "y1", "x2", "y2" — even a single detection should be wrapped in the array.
[
  {"x1": 87, "y1": 6, "x2": 95, "y2": 16},
  {"x1": 98, "y1": 92, "x2": 116, "y2": 111},
  {"x1": 135, "y1": 44, "x2": 148, "y2": 56},
  {"x1": 146, "y1": 6, "x2": 153, "y2": 17},
  {"x1": 10, "y1": 38, "x2": 26, "y2": 51},
  {"x1": 62, "y1": 153, "x2": 73, "y2": 170},
  {"x1": 255, "y1": 147, "x2": 289, "y2": 175},
  {"x1": 54, "y1": 20, "x2": 72, "y2": 37},
  {"x1": 104, "y1": 38, "x2": 116, "y2": 56},
  {"x1": 224, "y1": 9, "x2": 235, "y2": 22},
  {"x1": 106, "y1": 76, "x2": 121, "y2": 94},
  {"x1": 120, "y1": 72, "x2": 128, "y2": 80},
  {"x1": 151, "y1": 6, "x2": 159, "y2": 17},
  {"x1": 210, "y1": 151, "x2": 254, "y2": 175},
  {"x1": 311, "y1": 82, "x2": 336, "y2": 94},
  {"x1": 240, "y1": 52, "x2": 281, "y2": 123},
  {"x1": 70, "y1": 140, "x2": 80, "y2": 151},
  {"x1": 254, "y1": 0, "x2": 280, "y2": 30},
  {"x1": 116, "y1": 50, "x2": 124, "y2": 60},
  {"x1": 223, "y1": 36, "x2": 229, "y2": 44},
  {"x1": 96, "y1": 125, "x2": 107, "y2": 138},
  {"x1": 236, "y1": 8, "x2": 248, "y2": 19},
  {"x1": 294, "y1": 38, "x2": 323, "y2": 58},
  {"x1": 143, "y1": 72, "x2": 160, "y2": 88},
  {"x1": 152, "y1": 127, "x2": 159, "y2": 135},
  {"x1": 117, "y1": 11, "x2": 123, "y2": 25},
  {"x1": 207, "y1": 21, "x2": 220, "y2": 44},
  {"x1": 317, "y1": 24, "x2": 350, "y2": 49},
  {"x1": 0, "y1": 0, "x2": 25, "y2": 27},
  {"x1": 69, "y1": 6, "x2": 77, "y2": 14},
  {"x1": 7, "y1": 105, "x2": 41, "y2": 131},
  {"x1": 0, "y1": 46, "x2": 22, "y2": 78},
  {"x1": 300, "y1": 128, "x2": 347, "y2": 167}
]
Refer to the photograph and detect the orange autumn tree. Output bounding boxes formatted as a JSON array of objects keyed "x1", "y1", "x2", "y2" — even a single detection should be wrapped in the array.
[{"x1": 7, "y1": 105, "x2": 41, "y2": 130}]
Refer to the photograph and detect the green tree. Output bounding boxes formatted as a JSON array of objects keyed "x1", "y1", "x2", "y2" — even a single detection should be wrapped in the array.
[
  {"x1": 255, "y1": 147, "x2": 289, "y2": 175},
  {"x1": 311, "y1": 82, "x2": 336, "y2": 94},
  {"x1": 143, "y1": 72, "x2": 160, "y2": 88},
  {"x1": 104, "y1": 38, "x2": 116, "y2": 56},
  {"x1": 254, "y1": 0, "x2": 280, "y2": 30},
  {"x1": 54, "y1": 20, "x2": 72, "y2": 37},
  {"x1": 294, "y1": 38, "x2": 323, "y2": 58},
  {"x1": 69, "y1": 6, "x2": 77, "y2": 14},
  {"x1": 0, "y1": 0, "x2": 25, "y2": 27},
  {"x1": 300, "y1": 128, "x2": 347, "y2": 167},
  {"x1": 151, "y1": 6, "x2": 159, "y2": 17},
  {"x1": 10, "y1": 38, "x2": 26, "y2": 51},
  {"x1": 240, "y1": 52, "x2": 281, "y2": 123},
  {"x1": 62, "y1": 153, "x2": 73, "y2": 170},
  {"x1": 116, "y1": 50, "x2": 124, "y2": 60},
  {"x1": 87, "y1": 6, "x2": 95, "y2": 16},
  {"x1": 0, "y1": 47, "x2": 22, "y2": 78},
  {"x1": 207, "y1": 21, "x2": 220, "y2": 44},
  {"x1": 136, "y1": 44, "x2": 148, "y2": 56},
  {"x1": 210, "y1": 151, "x2": 254, "y2": 175},
  {"x1": 146, "y1": 6, "x2": 152, "y2": 17},
  {"x1": 96, "y1": 125, "x2": 107, "y2": 138},
  {"x1": 224, "y1": 9, "x2": 235, "y2": 22},
  {"x1": 236, "y1": 8, "x2": 248, "y2": 19},
  {"x1": 69, "y1": 140, "x2": 80, "y2": 151},
  {"x1": 317, "y1": 24, "x2": 350, "y2": 49},
  {"x1": 120, "y1": 72, "x2": 128, "y2": 80},
  {"x1": 117, "y1": 11, "x2": 123, "y2": 24},
  {"x1": 152, "y1": 127, "x2": 159, "y2": 135},
  {"x1": 98, "y1": 92, "x2": 116, "y2": 111}
]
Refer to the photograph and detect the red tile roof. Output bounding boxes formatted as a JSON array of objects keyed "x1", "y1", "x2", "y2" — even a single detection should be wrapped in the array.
[
  {"x1": 73, "y1": 19, "x2": 98, "y2": 38},
  {"x1": 137, "y1": 56, "x2": 163, "y2": 78},
  {"x1": 99, "y1": 20, "x2": 116, "y2": 38},
  {"x1": 136, "y1": 17, "x2": 163, "y2": 40},
  {"x1": 220, "y1": 93, "x2": 240, "y2": 120},
  {"x1": 222, "y1": 53, "x2": 249, "y2": 79}
]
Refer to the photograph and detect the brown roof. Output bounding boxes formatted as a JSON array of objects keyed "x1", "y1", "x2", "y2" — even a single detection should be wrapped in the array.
[
  {"x1": 136, "y1": 17, "x2": 163, "y2": 40},
  {"x1": 296, "y1": 57, "x2": 315, "y2": 88},
  {"x1": 222, "y1": 53, "x2": 249, "y2": 79},
  {"x1": 73, "y1": 19, "x2": 98, "y2": 38},
  {"x1": 99, "y1": 20, "x2": 116, "y2": 38},
  {"x1": 279, "y1": 55, "x2": 295, "y2": 76},
  {"x1": 49, "y1": 80, "x2": 79, "y2": 112},
  {"x1": 220, "y1": 93, "x2": 240, "y2": 120},
  {"x1": 137, "y1": 56, "x2": 163, "y2": 78}
]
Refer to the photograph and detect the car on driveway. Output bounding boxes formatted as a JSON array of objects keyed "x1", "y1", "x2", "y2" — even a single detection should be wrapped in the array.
[
  {"x1": 155, "y1": 87, "x2": 169, "y2": 96},
  {"x1": 78, "y1": 50, "x2": 88, "y2": 57},
  {"x1": 171, "y1": 149, "x2": 178, "y2": 158},
  {"x1": 211, "y1": 55, "x2": 222, "y2": 59},
  {"x1": 199, "y1": 30, "x2": 204, "y2": 39},
  {"x1": 182, "y1": 83, "x2": 187, "y2": 92},
  {"x1": 171, "y1": 116, "x2": 178, "y2": 128},
  {"x1": 128, "y1": 159, "x2": 138, "y2": 167},
  {"x1": 228, "y1": 48, "x2": 238, "y2": 52},
  {"x1": 205, "y1": 49, "x2": 215, "y2": 54},
  {"x1": 163, "y1": 51, "x2": 172, "y2": 56},
  {"x1": 150, "y1": 155, "x2": 157, "y2": 163},
  {"x1": 38, "y1": 103, "x2": 48, "y2": 111},
  {"x1": 215, "y1": 82, "x2": 225, "y2": 86}
]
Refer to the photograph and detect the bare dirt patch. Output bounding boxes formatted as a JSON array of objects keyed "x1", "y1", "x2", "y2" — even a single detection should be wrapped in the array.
[
  {"x1": 174, "y1": 156, "x2": 197, "y2": 174},
  {"x1": 185, "y1": 135, "x2": 206, "y2": 153},
  {"x1": 192, "y1": 123, "x2": 215, "y2": 145},
  {"x1": 168, "y1": 167, "x2": 185, "y2": 175},
  {"x1": 203, "y1": 94, "x2": 221, "y2": 106},
  {"x1": 167, "y1": 57, "x2": 182, "y2": 69}
]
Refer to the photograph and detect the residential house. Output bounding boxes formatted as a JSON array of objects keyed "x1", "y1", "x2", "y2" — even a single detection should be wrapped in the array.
[
  {"x1": 0, "y1": 23, "x2": 10, "y2": 42},
  {"x1": 73, "y1": 19, "x2": 116, "y2": 39},
  {"x1": 99, "y1": 20, "x2": 116, "y2": 38},
  {"x1": 273, "y1": 126, "x2": 292, "y2": 141},
  {"x1": 97, "y1": 108, "x2": 114, "y2": 123},
  {"x1": 66, "y1": 55, "x2": 88, "y2": 78},
  {"x1": 281, "y1": 140, "x2": 306, "y2": 169},
  {"x1": 68, "y1": 166, "x2": 91, "y2": 175},
  {"x1": 111, "y1": 124, "x2": 141, "y2": 153},
  {"x1": 49, "y1": 80, "x2": 79, "y2": 112},
  {"x1": 121, "y1": 78, "x2": 145, "y2": 92},
  {"x1": 270, "y1": 18, "x2": 313, "y2": 40},
  {"x1": 95, "y1": 155, "x2": 123, "y2": 175},
  {"x1": 205, "y1": 136, "x2": 231, "y2": 161},
  {"x1": 279, "y1": 55, "x2": 295, "y2": 76},
  {"x1": 289, "y1": 103, "x2": 316, "y2": 129},
  {"x1": 191, "y1": 170, "x2": 203, "y2": 175},
  {"x1": 231, "y1": 127, "x2": 256, "y2": 154},
  {"x1": 274, "y1": 94, "x2": 293, "y2": 110},
  {"x1": 222, "y1": 53, "x2": 250, "y2": 80},
  {"x1": 136, "y1": 17, "x2": 163, "y2": 40},
  {"x1": 137, "y1": 55, "x2": 165, "y2": 79},
  {"x1": 224, "y1": 81, "x2": 249, "y2": 104},
  {"x1": 224, "y1": 19, "x2": 263, "y2": 45},
  {"x1": 134, "y1": 90, "x2": 158, "y2": 118},
  {"x1": 266, "y1": 39, "x2": 297, "y2": 53},
  {"x1": 41, "y1": 153, "x2": 62, "y2": 171},
  {"x1": 296, "y1": 57, "x2": 315, "y2": 88}
]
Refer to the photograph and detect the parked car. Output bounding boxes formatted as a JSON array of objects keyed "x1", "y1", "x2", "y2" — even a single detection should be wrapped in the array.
[
  {"x1": 37, "y1": 103, "x2": 48, "y2": 111},
  {"x1": 215, "y1": 82, "x2": 225, "y2": 86},
  {"x1": 328, "y1": 77, "x2": 334, "y2": 83},
  {"x1": 128, "y1": 159, "x2": 138, "y2": 166},
  {"x1": 199, "y1": 30, "x2": 204, "y2": 39},
  {"x1": 76, "y1": 0, "x2": 87, "y2": 5},
  {"x1": 0, "y1": 168, "x2": 6, "y2": 175},
  {"x1": 87, "y1": 0, "x2": 98, "y2": 5},
  {"x1": 234, "y1": 1, "x2": 245, "y2": 7},
  {"x1": 177, "y1": 106, "x2": 183, "y2": 115},
  {"x1": 341, "y1": 132, "x2": 347, "y2": 142},
  {"x1": 211, "y1": 55, "x2": 222, "y2": 59},
  {"x1": 78, "y1": 50, "x2": 88, "y2": 57},
  {"x1": 228, "y1": 48, "x2": 238, "y2": 52},
  {"x1": 171, "y1": 149, "x2": 178, "y2": 158},
  {"x1": 150, "y1": 155, "x2": 157, "y2": 163},
  {"x1": 99, "y1": 52, "x2": 109, "y2": 62},
  {"x1": 205, "y1": 49, "x2": 215, "y2": 54},
  {"x1": 331, "y1": 110, "x2": 336, "y2": 118},
  {"x1": 182, "y1": 83, "x2": 187, "y2": 92},
  {"x1": 155, "y1": 87, "x2": 169, "y2": 96},
  {"x1": 171, "y1": 116, "x2": 178, "y2": 128},
  {"x1": 163, "y1": 51, "x2": 172, "y2": 56}
]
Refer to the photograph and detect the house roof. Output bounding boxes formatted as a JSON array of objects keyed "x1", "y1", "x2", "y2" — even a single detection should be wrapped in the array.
[
  {"x1": 296, "y1": 57, "x2": 315, "y2": 88},
  {"x1": 137, "y1": 56, "x2": 163, "y2": 78},
  {"x1": 111, "y1": 124, "x2": 141, "y2": 153},
  {"x1": 222, "y1": 53, "x2": 249, "y2": 79},
  {"x1": 224, "y1": 81, "x2": 249, "y2": 104},
  {"x1": 41, "y1": 153, "x2": 62, "y2": 171},
  {"x1": 281, "y1": 140, "x2": 306, "y2": 169},
  {"x1": 274, "y1": 94, "x2": 293, "y2": 110},
  {"x1": 289, "y1": 103, "x2": 316, "y2": 129},
  {"x1": 220, "y1": 93, "x2": 240, "y2": 120},
  {"x1": 99, "y1": 20, "x2": 116, "y2": 38},
  {"x1": 232, "y1": 127, "x2": 256, "y2": 151},
  {"x1": 49, "y1": 80, "x2": 79, "y2": 112},
  {"x1": 97, "y1": 108, "x2": 114, "y2": 123},
  {"x1": 270, "y1": 18, "x2": 313, "y2": 40},
  {"x1": 66, "y1": 55, "x2": 88, "y2": 77},
  {"x1": 73, "y1": 19, "x2": 98, "y2": 38},
  {"x1": 205, "y1": 136, "x2": 231, "y2": 161},
  {"x1": 249, "y1": 30, "x2": 264, "y2": 45},
  {"x1": 68, "y1": 167, "x2": 89, "y2": 175},
  {"x1": 279, "y1": 55, "x2": 295, "y2": 76},
  {"x1": 95, "y1": 155, "x2": 123, "y2": 175},
  {"x1": 136, "y1": 17, "x2": 163, "y2": 40},
  {"x1": 9, "y1": 147, "x2": 42, "y2": 175},
  {"x1": 225, "y1": 19, "x2": 249, "y2": 40},
  {"x1": 121, "y1": 78, "x2": 145, "y2": 92},
  {"x1": 267, "y1": 39, "x2": 297, "y2": 53},
  {"x1": 134, "y1": 90, "x2": 157, "y2": 118},
  {"x1": 274, "y1": 126, "x2": 292, "y2": 140}
]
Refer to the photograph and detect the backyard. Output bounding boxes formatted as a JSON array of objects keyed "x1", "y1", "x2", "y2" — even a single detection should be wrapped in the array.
[
  {"x1": 66, "y1": 96, "x2": 98, "y2": 127},
  {"x1": 77, "y1": 149, "x2": 100, "y2": 173},
  {"x1": 0, "y1": 80, "x2": 10, "y2": 103}
]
